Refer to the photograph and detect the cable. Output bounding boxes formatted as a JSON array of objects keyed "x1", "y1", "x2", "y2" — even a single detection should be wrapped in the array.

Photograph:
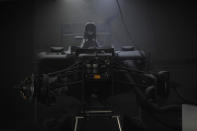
[
  {"x1": 111, "y1": 62, "x2": 150, "y2": 74},
  {"x1": 115, "y1": 0, "x2": 149, "y2": 61},
  {"x1": 173, "y1": 86, "x2": 197, "y2": 106},
  {"x1": 115, "y1": 0, "x2": 135, "y2": 44},
  {"x1": 46, "y1": 61, "x2": 82, "y2": 76}
]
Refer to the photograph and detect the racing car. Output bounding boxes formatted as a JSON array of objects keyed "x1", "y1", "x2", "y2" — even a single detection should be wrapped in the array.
[{"x1": 17, "y1": 22, "x2": 180, "y2": 131}]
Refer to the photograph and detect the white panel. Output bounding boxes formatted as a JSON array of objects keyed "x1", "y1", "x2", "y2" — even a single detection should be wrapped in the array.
[{"x1": 182, "y1": 104, "x2": 197, "y2": 131}]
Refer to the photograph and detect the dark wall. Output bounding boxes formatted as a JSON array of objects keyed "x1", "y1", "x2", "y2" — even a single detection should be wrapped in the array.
[
  {"x1": 119, "y1": 0, "x2": 197, "y2": 63},
  {"x1": 1, "y1": 0, "x2": 35, "y2": 130}
]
